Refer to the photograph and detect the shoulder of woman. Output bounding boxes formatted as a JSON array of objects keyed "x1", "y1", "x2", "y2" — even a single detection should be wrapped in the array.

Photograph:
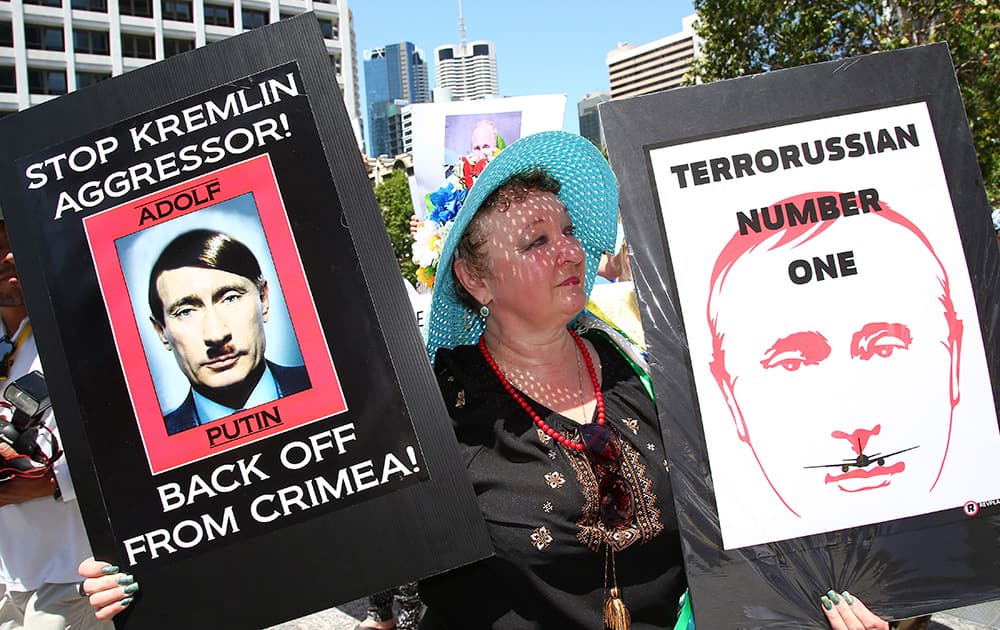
[
  {"x1": 432, "y1": 344, "x2": 498, "y2": 424},
  {"x1": 432, "y1": 345, "x2": 495, "y2": 466}
]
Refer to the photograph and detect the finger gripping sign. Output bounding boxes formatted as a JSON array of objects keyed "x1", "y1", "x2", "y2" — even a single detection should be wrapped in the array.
[
  {"x1": 0, "y1": 16, "x2": 490, "y2": 630},
  {"x1": 602, "y1": 43, "x2": 1000, "y2": 628}
]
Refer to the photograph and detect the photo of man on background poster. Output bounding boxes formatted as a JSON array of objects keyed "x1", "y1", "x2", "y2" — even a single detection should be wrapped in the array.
[{"x1": 148, "y1": 229, "x2": 310, "y2": 434}]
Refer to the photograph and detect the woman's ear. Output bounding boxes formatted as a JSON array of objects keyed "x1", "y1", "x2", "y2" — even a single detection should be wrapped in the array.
[{"x1": 453, "y1": 258, "x2": 491, "y2": 305}]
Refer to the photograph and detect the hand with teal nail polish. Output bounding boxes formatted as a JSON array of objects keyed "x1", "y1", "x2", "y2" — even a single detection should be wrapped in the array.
[
  {"x1": 78, "y1": 557, "x2": 140, "y2": 622},
  {"x1": 819, "y1": 589, "x2": 889, "y2": 630}
]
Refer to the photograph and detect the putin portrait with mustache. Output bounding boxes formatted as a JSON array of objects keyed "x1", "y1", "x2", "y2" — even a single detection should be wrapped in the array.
[{"x1": 148, "y1": 229, "x2": 310, "y2": 435}]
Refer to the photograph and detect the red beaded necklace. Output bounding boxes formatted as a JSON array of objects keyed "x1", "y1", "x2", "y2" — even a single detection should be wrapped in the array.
[{"x1": 478, "y1": 330, "x2": 605, "y2": 451}]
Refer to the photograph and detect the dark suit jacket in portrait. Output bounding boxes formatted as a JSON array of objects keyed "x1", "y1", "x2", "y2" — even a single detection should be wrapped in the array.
[{"x1": 164, "y1": 360, "x2": 311, "y2": 435}]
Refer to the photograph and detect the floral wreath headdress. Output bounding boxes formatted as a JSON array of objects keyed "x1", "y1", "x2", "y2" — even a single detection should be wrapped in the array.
[{"x1": 411, "y1": 133, "x2": 507, "y2": 290}]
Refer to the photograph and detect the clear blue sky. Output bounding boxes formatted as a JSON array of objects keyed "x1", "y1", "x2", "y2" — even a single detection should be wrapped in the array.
[{"x1": 349, "y1": 0, "x2": 696, "y2": 135}]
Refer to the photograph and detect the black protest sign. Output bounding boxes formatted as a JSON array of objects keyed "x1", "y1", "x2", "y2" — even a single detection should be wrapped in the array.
[
  {"x1": 0, "y1": 16, "x2": 490, "y2": 629},
  {"x1": 602, "y1": 44, "x2": 1000, "y2": 627}
]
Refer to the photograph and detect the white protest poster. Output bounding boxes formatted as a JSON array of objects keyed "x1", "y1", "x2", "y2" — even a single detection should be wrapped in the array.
[
  {"x1": 408, "y1": 94, "x2": 566, "y2": 216},
  {"x1": 647, "y1": 101, "x2": 1000, "y2": 549}
]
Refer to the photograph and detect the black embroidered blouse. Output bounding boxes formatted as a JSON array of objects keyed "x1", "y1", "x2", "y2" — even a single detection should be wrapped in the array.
[{"x1": 419, "y1": 331, "x2": 687, "y2": 629}]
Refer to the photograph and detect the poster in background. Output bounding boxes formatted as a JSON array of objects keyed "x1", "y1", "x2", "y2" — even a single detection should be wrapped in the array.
[
  {"x1": 0, "y1": 17, "x2": 490, "y2": 630},
  {"x1": 408, "y1": 94, "x2": 565, "y2": 216},
  {"x1": 602, "y1": 44, "x2": 1000, "y2": 627}
]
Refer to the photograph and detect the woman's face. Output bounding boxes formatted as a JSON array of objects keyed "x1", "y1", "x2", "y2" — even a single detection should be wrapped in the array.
[{"x1": 471, "y1": 189, "x2": 587, "y2": 331}]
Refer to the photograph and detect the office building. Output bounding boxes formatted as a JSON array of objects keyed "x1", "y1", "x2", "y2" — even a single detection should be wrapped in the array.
[
  {"x1": 363, "y1": 40, "x2": 428, "y2": 157},
  {"x1": 577, "y1": 91, "x2": 609, "y2": 148},
  {"x1": 607, "y1": 13, "x2": 698, "y2": 100},
  {"x1": 433, "y1": 39, "x2": 497, "y2": 101},
  {"x1": 0, "y1": 0, "x2": 361, "y2": 143}
]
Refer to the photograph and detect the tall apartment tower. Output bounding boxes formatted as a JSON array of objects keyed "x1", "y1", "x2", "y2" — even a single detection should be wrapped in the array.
[
  {"x1": 363, "y1": 40, "x2": 429, "y2": 157},
  {"x1": 577, "y1": 91, "x2": 610, "y2": 148},
  {"x1": 433, "y1": 40, "x2": 497, "y2": 101},
  {"x1": 0, "y1": 0, "x2": 361, "y2": 141},
  {"x1": 606, "y1": 13, "x2": 698, "y2": 100}
]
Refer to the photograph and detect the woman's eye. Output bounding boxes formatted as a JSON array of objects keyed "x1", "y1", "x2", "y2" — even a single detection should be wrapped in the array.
[{"x1": 525, "y1": 236, "x2": 546, "y2": 250}]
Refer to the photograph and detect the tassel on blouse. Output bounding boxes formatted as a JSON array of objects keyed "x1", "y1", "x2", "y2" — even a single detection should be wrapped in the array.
[{"x1": 603, "y1": 587, "x2": 631, "y2": 630}]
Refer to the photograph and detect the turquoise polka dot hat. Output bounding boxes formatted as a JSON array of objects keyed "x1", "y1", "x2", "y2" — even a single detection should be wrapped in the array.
[{"x1": 424, "y1": 131, "x2": 619, "y2": 360}]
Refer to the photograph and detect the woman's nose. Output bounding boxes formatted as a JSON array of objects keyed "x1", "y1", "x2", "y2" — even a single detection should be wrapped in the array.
[{"x1": 558, "y1": 233, "x2": 584, "y2": 265}]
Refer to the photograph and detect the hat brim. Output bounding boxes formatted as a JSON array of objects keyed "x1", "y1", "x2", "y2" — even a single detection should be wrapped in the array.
[{"x1": 425, "y1": 131, "x2": 619, "y2": 359}]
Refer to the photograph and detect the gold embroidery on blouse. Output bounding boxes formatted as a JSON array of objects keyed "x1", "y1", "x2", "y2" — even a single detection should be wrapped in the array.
[
  {"x1": 622, "y1": 417, "x2": 639, "y2": 434},
  {"x1": 530, "y1": 526, "x2": 553, "y2": 551},
  {"x1": 544, "y1": 471, "x2": 566, "y2": 489},
  {"x1": 565, "y1": 424, "x2": 663, "y2": 552}
]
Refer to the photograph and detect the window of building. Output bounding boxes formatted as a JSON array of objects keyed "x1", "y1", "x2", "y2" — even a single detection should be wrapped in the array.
[
  {"x1": 438, "y1": 48, "x2": 453, "y2": 61},
  {"x1": 0, "y1": 66, "x2": 15, "y2": 93},
  {"x1": 162, "y1": 0, "x2": 192, "y2": 22},
  {"x1": 472, "y1": 44, "x2": 489, "y2": 56},
  {"x1": 28, "y1": 68, "x2": 66, "y2": 95},
  {"x1": 71, "y1": 0, "x2": 107, "y2": 12},
  {"x1": 0, "y1": 22, "x2": 13, "y2": 47},
  {"x1": 318, "y1": 19, "x2": 338, "y2": 39},
  {"x1": 164, "y1": 37, "x2": 194, "y2": 57},
  {"x1": 118, "y1": 0, "x2": 152, "y2": 18},
  {"x1": 121, "y1": 33, "x2": 154, "y2": 58},
  {"x1": 25, "y1": 25, "x2": 65, "y2": 51},
  {"x1": 76, "y1": 70, "x2": 110, "y2": 88},
  {"x1": 204, "y1": 4, "x2": 233, "y2": 27},
  {"x1": 241, "y1": 8, "x2": 268, "y2": 29},
  {"x1": 73, "y1": 29, "x2": 109, "y2": 54},
  {"x1": 22, "y1": 0, "x2": 62, "y2": 7}
]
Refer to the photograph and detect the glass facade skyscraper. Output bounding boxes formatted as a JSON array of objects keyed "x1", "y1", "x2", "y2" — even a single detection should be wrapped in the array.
[{"x1": 363, "y1": 41, "x2": 428, "y2": 157}]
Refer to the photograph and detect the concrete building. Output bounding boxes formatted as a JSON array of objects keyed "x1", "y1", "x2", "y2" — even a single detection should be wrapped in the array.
[
  {"x1": 363, "y1": 40, "x2": 428, "y2": 157},
  {"x1": 606, "y1": 13, "x2": 698, "y2": 100},
  {"x1": 433, "y1": 39, "x2": 497, "y2": 101},
  {"x1": 577, "y1": 90, "x2": 609, "y2": 148},
  {"x1": 0, "y1": 0, "x2": 361, "y2": 142}
]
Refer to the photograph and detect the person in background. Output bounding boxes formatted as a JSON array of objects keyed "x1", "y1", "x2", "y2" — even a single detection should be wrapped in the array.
[
  {"x1": 0, "y1": 214, "x2": 117, "y2": 630},
  {"x1": 355, "y1": 584, "x2": 422, "y2": 630},
  {"x1": 993, "y1": 207, "x2": 1000, "y2": 250}
]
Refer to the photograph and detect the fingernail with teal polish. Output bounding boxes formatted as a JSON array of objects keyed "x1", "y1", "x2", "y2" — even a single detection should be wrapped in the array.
[
  {"x1": 841, "y1": 591, "x2": 854, "y2": 605},
  {"x1": 123, "y1": 583, "x2": 139, "y2": 595},
  {"x1": 119, "y1": 597, "x2": 133, "y2": 608},
  {"x1": 117, "y1": 575, "x2": 134, "y2": 586},
  {"x1": 101, "y1": 565, "x2": 120, "y2": 575},
  {"x1": 826, "y1": 590, "x2": 841, "y2": 605},
  {"x1": 821, "y1": 595, "x2": 833, "y2": 611}
]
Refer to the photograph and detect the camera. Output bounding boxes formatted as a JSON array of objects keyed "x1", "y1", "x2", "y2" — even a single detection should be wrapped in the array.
[{"x1": 0, "y1": 371, "x2": 52, "y2": 463}]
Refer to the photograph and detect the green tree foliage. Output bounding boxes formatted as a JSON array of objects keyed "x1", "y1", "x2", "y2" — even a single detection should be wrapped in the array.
[
  {"x1": 690, "y1": 0, "x2": 1000, "y2": 202},
  {"x1": 373, "y1": 168, "x2": 418, "y2": 284}
]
